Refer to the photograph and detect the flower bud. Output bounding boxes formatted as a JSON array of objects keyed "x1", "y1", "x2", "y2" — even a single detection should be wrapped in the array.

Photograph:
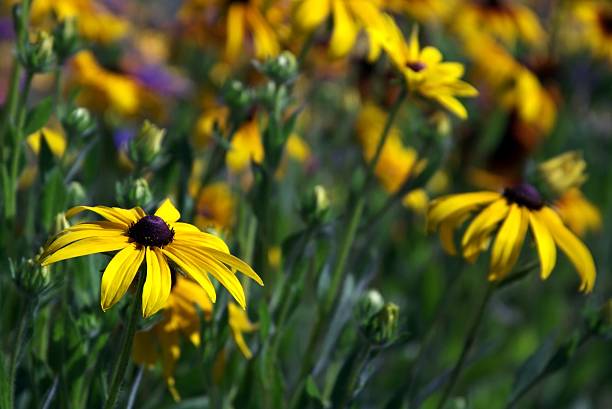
[
  {"x1": 356, "y1": 289, "x2": 385, "y2": 324},
  {"x1": 11, "y1": 256, "x2": 51, "y2": 296},
  {"x1": 538, "y1": 151, "x2": 587, "y2": 196},
  {"x1": 129, "y1": 120, "x2": 166, "y2": 166},
  {"x1": 116, "y1": 178, "x2": 153, "y2": 208},
  {"x1": 300, "y1": 185, "x2": 330, "y2": 225},
  {"x1": 362, "y1": 302, "x2": 400, "y2": 346},
  {"x1": 53, "y1": 17, "x2": 80, "y2": 63},
  {"x1": 67, "y1": 181, "x2": 87, "y2": 205},
  {"x1": 53, "y1": 212, "x2": 70, "y2": 235},
  {"x1": 223, "y1": 80, "x2": 252, "y2": 112},
  {"x1": 63, "y1": 107, "x2": 96, "y2": 138},
  {"x1": 21, "y1": 31, "x2": 56, "y2": 73},
  {"x1": 259, "y1": 51, "x2": 298, "y2": 84}
]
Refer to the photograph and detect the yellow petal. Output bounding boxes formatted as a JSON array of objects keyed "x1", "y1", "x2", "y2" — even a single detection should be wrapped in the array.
[
  {"x1": 132, "y1": 329, "x2": 158, "y2": 367},
  {"x1": 40, "y1": 236, "x2": 130, "y2": 266},
  {"x1": 246, "y1": 6, "x2": 280, "y2": 59},
  {"x1": 489, "y1": 204, "x2": 529, "y2": 280},
  {"x1": 529, "y1": 211, "x2": 557, "y2": 280},
  {"x1": 173, "y1": 232, "x2": 230, "y2": 253},
  {"x1": 538, "y1": 207, "x2": 596, "y2": 293},
  {"x1": 66, "y1": 205, "x2": 141, "y2": 226},
  {"x1": 226, "y1": 4, "x2": 245, "y2": 61},
  {"x1": 162, "y1": 247, "x2": 217, "y2": 303},
  {"x1": 408, "y1": 25, "x2": 420, "y2": 61},
  {"x1": 142, "y1": 248, "x2": 172, "y2": 318},
  {"x1": 428, "y1": 192, "x2": 500, "y2": 228},
  {"x1": 172, "y1": 222, "x2": 202, "y2": 233},
  {"x1": 43, "y1": 225, "x2": 126, "y2": 257},
  {"x1": 434, "y1": 95, "x2": 468, "y2": 119},
  {"x1": 420, "y1": 46, "x2": 442, "y2": 65},
  {"x1": 100, "y1": 244, "x2": 145, "y2": 311},
  {"x1": 439, "y1": 219, "x2": 458, "y2": 255},
  {"x1": 294, "y1": 0, "x2": 330, "y2": 31},
  {"x1": 200, "y1": 247, "x2": 263, "y2": 286},
  {"x1": 155, "y1": 198, "x2": 180, "y2": 223},
  {"x1": 462, "y1": 198, "x2": 509, "y2": 254},
  {"x1": 329, "y1": 0, "x2": 359, "y2": 58}
]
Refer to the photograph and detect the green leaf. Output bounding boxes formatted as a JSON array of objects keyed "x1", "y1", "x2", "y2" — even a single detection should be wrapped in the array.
[
  {"x1": 508, "y1": 335, "x2": 557, "y2": 404},
  {"x1": 257, "y1": 299, "x2": 271, "y2": 340},
  {"x1": 40, "y1": 168, "x2": 67, "y2": 232},
  {"x1": 24, "y1": 96, "x2": 54, "y2": 135}
]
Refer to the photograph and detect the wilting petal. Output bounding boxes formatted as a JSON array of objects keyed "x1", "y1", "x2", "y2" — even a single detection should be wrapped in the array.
[
  {"x1": 529, "y1": 211, "x2": 557, "y2": 280},
  {"x1": 101, "y1": 243, "x2": 145, "y2": 311}
]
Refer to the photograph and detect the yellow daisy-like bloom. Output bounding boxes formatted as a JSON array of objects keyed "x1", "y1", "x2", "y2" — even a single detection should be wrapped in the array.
[
  {"x1": 453, "y1": 0, "x2": 546, "y2": 47},
  {"x1": 554, "y1": 188, "x2": 602, "y2": 237},
  {"x1": 293, "y1": 0, "x2": 387, "y2": 59},
  {"x1": 226, "y1": 119, "x2": 265, "y2": 173},
  {"x1": 228, "y1": 302, "x2": 258, "y2": 359},
  {"x1": 133, "y1": 275, "x2": 212, "y2": 401},
  {"x1": 225, "y1": 0, "x2": 281, "y2": 62},
  {"x1": 567, "y1": 1, "x2": 612, "y2": 62},
  {"x1": 428, "y1": 184, "x2": 596, "y2": 292},
  {"x1": 40, "y1": 199, "x2": 263, "y2": 317},
  {"x1": 194, "y1": 182, "x2": 236, "y2": 232},
  {"x1": 371, "y1": 19, "x2": 478, "y2": 119}
]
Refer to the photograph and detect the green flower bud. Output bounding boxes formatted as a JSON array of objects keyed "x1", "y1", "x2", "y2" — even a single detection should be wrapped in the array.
[
  {"x1": 116, "y1": 178, "x2": 152, "y2": 208},
  {"x1": 129, "y1": 120, "x2": 166, "y2": 166},
  {"x1": 223, "y1": 80, "x2": 252, "y2": 112},
  {"x1": 258, "y1": 51, "x2": 298, "y2": 84},
  {"x1": 11, "y1": 256, "x2": 51, "y2": 296},
  {"x1": 63, "y1": 107, "x2": 96, "y2": 138},
  {"x1": 356, "y1": 289, "x2": 385, "y2": 324},
  {"x1": 362, "y1": 302, "x2": 400, "y2": 346},
  {"x1": 53, "y1": 17, "x2": 80, "y2": 63},
  {"x1": 66, "y1": 181, "x2": 87, "y2": 206},
  {"x1": 53, "y1": 213, "x2": 70, "y2": 235},
  {"x1": 300, "y1": 185, "x2": 330, "y2": 225},
  {"x1": 21, "y1": 31, "x2": 56, "y2": 73}
]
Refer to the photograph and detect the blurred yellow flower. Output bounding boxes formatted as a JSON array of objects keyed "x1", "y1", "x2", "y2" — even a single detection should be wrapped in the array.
[
  {"x1": 194, "y1": 182, "x2": 236, "y2": 232},
  {"x1": 225, "y1": 0, "x2": 281, "y2": 61},
  {"x1": 41, "y1": 199, "x2": 263, "y2": 317},
  {"x1": 566, "y1": 1, "x2": 612, "y2": 62},
  {"x1": 133, "y1": 276, "x2": 212, "y2": 401},
  {"x1": 228, "y1": 302, "x2": 258, "y2": 359},
  {"x1": 554, "y1": 188, "x2": 602, "y2": 237},
  {"x1": 387, "y1": 0, "x2": 456, "y2": 23},
  {"x1": 428, "y1": 184, "x2": 596, "y2": 292},
  {"x1": 538, "y1": 151, "x2": 588, "y2": 196},
  {"x1": 193, "y1": 106, "x2": 229, "y2": 149},
  {"x1": 370, "y1": 20, "x2": 478, "y2": 119},
  {"x1": 293, "y1": 0, "x2": 387, "y2": 59},
  {"x1": 29, "y1": 0, "x2": 130, "y2": 44},
  {"x1": 71, "y1": 51, "x2": 141, "y2": 116},
  {"x1": 285, "y1": 133, "x2": 311, "y2": 163},
  {"x1": 453, "y1": 0, "x2": 546, "y2": 47},
  {"x1": 226, "y1": 119, "x2": 264, "y2": 173},
  {"x1": 26, "y1": 127, "x2": 67, "y2": 158}
]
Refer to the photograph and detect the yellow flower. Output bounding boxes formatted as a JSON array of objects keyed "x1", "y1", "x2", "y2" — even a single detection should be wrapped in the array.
[
  {"x1": 40, "y1": 199, "x2": 263, "y2": 317},
  {"x1": 566, "y1": 1, "x2": 612, "y2": 63},
  {"x1": 133, "y1": 275, "x2": 213, "y2": 401},
  {"x1": 193, "y1": 106, "x2": 229, "y2": 149},
  {"x1": 554, "y1": 188, "x2": 602, "y2": 237},
  {"x1": 293, "y1": 0, "x2": 387, "y2": 59},
  {"x1": 71, "y1": 51, "x2": 141, "y2": 116},
  {"x1": 285, "y1": 133, "x2": 311, "y2": 163},
  {"x1": 453, "y1": 0, "x2": 546, "y2": 47},
  {"x1": 356, "y1": 102, "x2": 427, "y2": 207},
  {"x1": 387, "y1": 0, "x2": 457, "y2": 23},
  {"x1": 538, "y1": 151, "x2": 588, "y2": 196},
  {"x1": 228, "y1": 302, "x2": 258, "y2": 359},
  {"x1": 26, "y1": 127, "x2": 67, "y2": 158},
  {"x1": 226, "y1": 119, "x2": 264, "y2": 173},
  {"x1": 194, "y1": 182, "x2": 236, "y2": 232},
  {"x1": 428, "y1": 184, "x2": 596, "y2": 292},
  {"x1": 225, "y1": 0, "x2": 281, "y2": 62},
  {"x1": 29, "y1": 0, "x2": 130, "y2": 44},
  {"x1": 371, "y1": 19, "x2": 478, "y2": 119}
]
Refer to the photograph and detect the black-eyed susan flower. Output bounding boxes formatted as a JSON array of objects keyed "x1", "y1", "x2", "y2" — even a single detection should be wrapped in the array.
[
  {"x1": 428, "y1": 184, "x2": 596, "y2": 292},
  {"x1": 293, "y1": 0, "x2": 387, "y2": 59},
  {"x1": 565, "y1": 1, "x2": 612, "y2": 63},
  {"x1": 40, "y1": 199, "x2": 263, "y2": 317},
  {"x1": 133, "y1": 275, "x2": 213, "y2": 401},
  {"x1": 370, "y1": 18, "x2": 478, "y2": 119},
  {"x1": 453, "y1": 0, "x2": 546, "y2": 47}
]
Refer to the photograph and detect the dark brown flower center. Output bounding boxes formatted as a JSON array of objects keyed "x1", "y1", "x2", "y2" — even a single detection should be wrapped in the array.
[
  {"x1": 503, "y1": 183, "x2": 544, "y2": 210},
  {"x1": 406, "y1": 61, "x2": 427, "y2": 72},
  {"x1": 598, "y1": 10, "x2": 612, "y2": 35},
  {"x1": 127, "y1": 215, "x2": 175, "y2": 247}
]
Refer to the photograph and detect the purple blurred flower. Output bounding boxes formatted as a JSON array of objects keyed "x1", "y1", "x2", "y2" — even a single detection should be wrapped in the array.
[
  {"x1": 113, "y1": 128, "x2": 135, "y2": 151},
  {"x1": 0, "y1": 17, "x2": 14, "y2": 41},
  {"x1": 129, "y1": 63, "x2": 190, "y2": 97}
]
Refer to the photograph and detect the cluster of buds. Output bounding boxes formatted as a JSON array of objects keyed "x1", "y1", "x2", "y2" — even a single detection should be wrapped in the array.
[
  {"x1": 20, "y1": 30, "x2": 56, "y2": 73},
  {"x1": 356, "y1": 290, "x2": 400, "y2": 346},
  {"x1": 116, "y1": 177, "x2": 153, "y2": 208},
  {"x1": 10, "y1": 256, "x2": 50, "y2": 296}
]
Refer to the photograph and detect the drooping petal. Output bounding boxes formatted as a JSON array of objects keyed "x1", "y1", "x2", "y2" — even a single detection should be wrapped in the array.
[
  {"x1": 40, "y1": 236, "x2": 131, "y2": 266},
  {"x1": 199, "y1": 247, "x2": 263, "y2": 286},
  {"x1": 462, "y1": 199, "x2": 509, "y2": 251},
  {"x1": 329, "y1": 0, "x2": 359, "y2": 58},
  {"x1": 173, "y1": 232, "x2": 230, "y2": 253},
  {"x1": 434, "y1": 95, "x2": 468, "y2": 119},
  {"x1": 66, "y1": 205, "x2": 141, "y2": 226},
  {"x1": 538, "y1": 207, "x2": 596, "y2": 293},
  {"x1": 100, "y1": 244, "x2": 145, "y2": 311},
  {"x1": 529, "y1": 211, "x2": 557, "y2": 280},
  {"x1": 142, "y1": 248, "x2": 172, "y2": 318},
  {"x1": 228, "y1": 302, "x2": 257, "y2": 359},
  {"x1": 43, "y1": 225, "x2": 127, "y2": 257},
  {"x1": 489, "y1": 204, "x2": 529, "y2": 280},
  {"x1": 428, "y1": 192, "x2": 500, "y2": 229},
  {"x1": 155, "y1": 198, "x2": 181, "y2": 223},
  {"x1": 162, "y1": 247, "x2": 217, "y2": 303},
  {"x1": 226, "y1": 4, "x2": 245, "y2": 61}
]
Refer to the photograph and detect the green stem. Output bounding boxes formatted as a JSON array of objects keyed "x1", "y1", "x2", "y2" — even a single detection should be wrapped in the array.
[
  {"x1": 103, "y1": 272, "x2": 146, "y2": 409},
  {"x1": 0, "y1": 62, "x2": 23, "y2": 154},
  {"x1": 4, "y1": 301, "x2": 32, "y2": 409},
  {"x1": 435, "y1": 284, "x2": 494, "y2": 409}
]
